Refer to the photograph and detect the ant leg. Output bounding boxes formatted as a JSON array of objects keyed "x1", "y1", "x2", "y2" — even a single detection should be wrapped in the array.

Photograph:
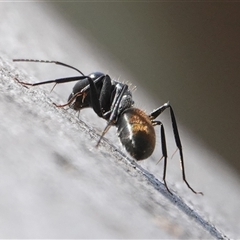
[
  {"x1": 153, "y1": 120, "x2": 173, "y2": 194},
  {"x1": 149, "y1": 102, "x2": 170, "y2": 119},
  {"x1": 85, "y1": 76, "x2": 103, "y2": 118},
  {"x1": 150, "y1": 102, "x2": 203, "y2": 195},
  {"x1": 84, "y1": 75, "x2": 114, "y2": 119},
  {"x1": 96, "y1": 84, "x2": 128, "y2": 147},
  {"x1": 99, "y1": 75, "x2": 112, "y2": 113},
  {"x1": 53, "y1": 91, "x2": 87, "y2": 108},
  {"x1": 169, "y1": 106, "x2": 203, "y2": 195}
]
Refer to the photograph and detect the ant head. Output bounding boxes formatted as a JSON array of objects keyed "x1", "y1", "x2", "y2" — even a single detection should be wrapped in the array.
[{"x1": 88, "y1": 72, "x2": 105, "y2": 80}]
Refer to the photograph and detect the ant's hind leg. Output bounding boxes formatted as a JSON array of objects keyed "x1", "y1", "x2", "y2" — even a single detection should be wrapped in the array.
[{"x1": 150, "y1": 102, "x2": 203, "y2": 195}]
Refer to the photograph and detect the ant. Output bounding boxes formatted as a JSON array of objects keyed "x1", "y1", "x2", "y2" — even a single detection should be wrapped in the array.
[{"x1": 13, "y1": 59, "x2": 202, "y2": 195}]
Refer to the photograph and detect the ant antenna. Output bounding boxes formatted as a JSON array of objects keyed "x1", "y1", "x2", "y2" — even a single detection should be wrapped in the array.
[{"x1": 13, "y1": 59, "x2": 85, "y2": 76}]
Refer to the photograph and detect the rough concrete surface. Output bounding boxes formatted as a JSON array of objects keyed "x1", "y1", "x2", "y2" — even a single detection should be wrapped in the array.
[
  {"x1": 0, "y1": 49, "x2": 223, "y2": 240},
  {"x1": 0, "y1": 3, "x2": 239, "y2": 239}
]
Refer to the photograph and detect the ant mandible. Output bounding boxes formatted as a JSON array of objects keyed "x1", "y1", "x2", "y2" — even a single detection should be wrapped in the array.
[{"x1": 13, "y1": 59, "x2": 202, "y2": 195}]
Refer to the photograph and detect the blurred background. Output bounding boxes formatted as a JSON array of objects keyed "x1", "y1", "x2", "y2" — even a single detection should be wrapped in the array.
[
  {"x1": 0, "y1": 2, "x2": 240, "y2": 238},
  {"x1": 51, "y1": 2, "x2": 240, "y2": 174}
]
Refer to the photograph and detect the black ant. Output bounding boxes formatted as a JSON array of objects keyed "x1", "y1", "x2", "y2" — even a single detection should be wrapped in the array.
[{"x1": 13, "y1": 59, "x2": 202, "y2": 195}]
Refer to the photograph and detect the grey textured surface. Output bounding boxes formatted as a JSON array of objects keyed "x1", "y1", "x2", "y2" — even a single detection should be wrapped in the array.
[
  {"x1": 0, "y1": 53, "x2": 223, "y2": 240},
  {"x1": 0, "y1": 3, "x2": 239, "y2": 239}
]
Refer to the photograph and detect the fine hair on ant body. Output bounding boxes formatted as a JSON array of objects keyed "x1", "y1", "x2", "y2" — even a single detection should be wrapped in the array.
[{"x1": 13, "y1": 59, "x2": 202, "y2": 195}]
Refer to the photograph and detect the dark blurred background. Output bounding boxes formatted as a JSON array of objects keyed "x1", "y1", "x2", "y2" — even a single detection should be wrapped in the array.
[{"x1": 52, "y1": 2, "x2": 240, "y2": 175}]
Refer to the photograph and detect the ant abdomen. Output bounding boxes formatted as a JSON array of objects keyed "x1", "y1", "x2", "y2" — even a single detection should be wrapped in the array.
[{"x1": 117, "y1": 108, "x2": 156, "y2": 160}]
